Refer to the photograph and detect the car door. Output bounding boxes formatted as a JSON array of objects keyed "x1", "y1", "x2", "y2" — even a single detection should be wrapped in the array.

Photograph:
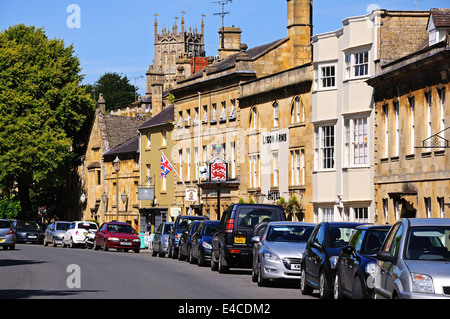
[
  {"x1": 342, "y1": 229, "x2": 363, "y2": 292},
  {"x1": 376, "y1": 222, "x2": 403, "y2": 299},
  {"x1": 305, "y1": 223, "x2": 325, "y2": 286},
  {"x1": 45, "y1": 223, "x2": 54, "y2": 243},
  {"x1": 96, "y1": 223, "x2": 107, "y2": 247},
  {"x1": 154, "y1": 224, "x2": 163, "y2": 252}
]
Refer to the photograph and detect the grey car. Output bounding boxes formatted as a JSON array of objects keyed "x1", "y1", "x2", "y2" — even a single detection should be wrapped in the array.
[
  {"x1": 251, "y1": 221, "x2": 316, "y2": 286},
  {"x1": 44, "y1": 221, "x2": 71, "y2": 247},
  {"x1": 152, "y1": 222, "x2": 173, "y2": 257},
  {"x1": 0, "y1": 219, "x2": 15, "y2": 250},
  {"x1": 374, "y1": 218, "x2": 450, "y2": 299}
]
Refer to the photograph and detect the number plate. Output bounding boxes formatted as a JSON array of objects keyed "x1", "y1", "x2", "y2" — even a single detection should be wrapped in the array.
[
  {"x1": 28, "y1": 235, "x2": 37, "y2": 239},
  {"x1": 234, "y1": 235, "x2": 246, "y2": 244},
  {"x1": 291, "y1": 264, "x2": 301, "y2": 270},
  {"x1": 121, "y1": 242, "x2": 132, "y2": 246},
  {"x1": 0, "y1": 239, "x2": 4, "y2": 243}
]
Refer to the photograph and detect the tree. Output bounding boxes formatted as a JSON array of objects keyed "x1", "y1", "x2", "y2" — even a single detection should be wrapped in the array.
[
  {"x1": 0, "y1": 24, "x2": 95, "y2": 219},
  {"x1": 87, "y1": 72, "x2": 137, "y2": 112}
]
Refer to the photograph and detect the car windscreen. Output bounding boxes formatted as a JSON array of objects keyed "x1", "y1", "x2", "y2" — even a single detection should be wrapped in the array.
[
  {"x1": 329, "y1": 226, "x2": 358, "y2": 248},
  {"x1": 175, "y1": 218, "x2": 200, "y2": 231},
  {"x1": 77, "y1": 223, "x2": 98, "y2": 230},
  {"x1": 236, "y1": 208, "x2": 279, "y2": 228},
  {"x1": 107, "y1": 224, "x2": 135, "y2": 234},
  {"x1": 405, "y1": 226, "x2": 450, "y2": 261},
  {"x1": 0, "y1": 221, "x2": 11, "y2": 229},
  {"x1": 266, "y1": 225, "x2": 314, "y2": 242},
  {"x1": 55, "y1": 223, "x2": 71, "y2": 231}
]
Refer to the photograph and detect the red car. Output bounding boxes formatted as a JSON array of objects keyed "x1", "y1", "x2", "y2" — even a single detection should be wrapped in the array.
[{"x1": 94, "y1": 222, "x2": 140, "y2": 253}]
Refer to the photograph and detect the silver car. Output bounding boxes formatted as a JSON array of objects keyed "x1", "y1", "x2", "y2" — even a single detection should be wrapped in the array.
[
  {"x1": 251, "y1": 221, "x2": 316, "y2": 286},
  {"x1": 0, "y1": 219, "x2": 16, "y2": 250},
  {"x1": 44, "y1": 221, "x2": 71, "y2": 247},
  {"x1": 152, "y1": 222, "x2": 173, "y2": 257},
  {"x1": 374, "y1": 218, "x2": 450, "y2": 299}
]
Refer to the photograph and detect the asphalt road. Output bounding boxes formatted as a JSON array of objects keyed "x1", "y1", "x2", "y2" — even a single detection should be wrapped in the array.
[{"x1": 0, "y1": 243, "x2": 317, "y2": 300}]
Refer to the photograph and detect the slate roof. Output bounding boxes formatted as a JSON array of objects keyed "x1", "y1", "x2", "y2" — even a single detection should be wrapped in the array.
[
  {"x1": 138, "y1": 104, "x2": 174, "y2": 130},
  {"x1": 104, "y1": 135, "x2": 139, "y2": 157},
  {"x1": 430, "y1": 8, "x2": 450, "y2": 28},
  {"x1": 102, "y1": 114, "x2": 147, "y2": 151}
]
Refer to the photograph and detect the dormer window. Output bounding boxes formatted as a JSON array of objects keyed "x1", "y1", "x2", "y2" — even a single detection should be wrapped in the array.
[{"x1": 427, "y1": 9, "x2": 450, "y2": 46}]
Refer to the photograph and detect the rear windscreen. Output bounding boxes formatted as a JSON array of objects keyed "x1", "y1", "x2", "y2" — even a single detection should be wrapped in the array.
[{"x1": 236, "y1": 208, "x2": 278, "y2": 228}]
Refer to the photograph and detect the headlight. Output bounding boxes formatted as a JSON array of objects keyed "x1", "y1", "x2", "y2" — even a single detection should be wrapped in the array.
[
  {"x1": 412, "y1": 273, "x2": 434, "y2": 294},
  {"x1": 365, "y1": 262, "x2": 377, "y2": 276},
  {"x1": 108, "y1": 237, "x2": 120, "y2": 242},
  {"x1": 263, "y1": 252, "x2": 280, "y2": 263},
  {"x1": 202, "y1": 242, "x2": 212, "y2": 249},
  {"x1": 329, "y1": 256, "x2": 339, "y2": 269},
  {"x1": 132, "y1": 239, "x2": 140, "y2": 243}
]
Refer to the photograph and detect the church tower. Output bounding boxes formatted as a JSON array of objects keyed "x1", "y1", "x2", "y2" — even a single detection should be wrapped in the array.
[{"x1": 151, "y1": 15, "x2": 206, "y2": 91}]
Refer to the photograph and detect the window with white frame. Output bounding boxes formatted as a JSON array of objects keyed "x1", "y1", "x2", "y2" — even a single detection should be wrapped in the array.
[
  {"x1": 272, "y1": 151, "x2": 279, "y2": 187},
  {"x1": 162, "y1": 131, "x2": 167, "y2": 147},
  {"x1": 220, "y1": 101, "x2": 227, "y2": 122},
  {"x1": 273, "y1": 102, "x2": 279, "y2": 128},
  {"x1": 251, "y1": 107, "x2": 258, "y2": 131},
  {"x1": 354, "y1": 207, "x2": 369, "y2": 223},
  {"x1": 211, "y1": 103, "x2": 217, "y2": 122},
  {"x1": 290, "y1": 149, "x2": 305, "y2": 186},
  {"x1": 249, "y1": 154, "x2": 260, "y2": 188},
  {"x1": 426, "y1": 92, "x2": 432, "y2": 143},
  {"x1": 344, "y1": 117, "x2": 368, "y2": 166},
  {"x1": 345, "y1": 50, "x2": 369, "y2": 79},
  {"x1": 383, "y1": 104, "x2": 389, "y2": 158},
  {"x1": 291, "y1": 96, "x2": 304, "y2": 124},
  {"x1": 320, "y1": 65, "x2": 336, "y2": 88},
  {"x1": 186, "y1": 148, "x2": 191, "y2": 181},
  {"x1": 202, "y1": 105, "x2": 208, "y2": 123},
  {"x1": 194, "y1": 107, "x2": 199, "y2": 125},
  {"x1": 147, "y1": 133, "x2": 151, "y2": 148},
  {"x1": 395, "y1": 102, "x2": 399, "y2": 156},
  {"x1": 440, "y1": 89, "x2": 445, "y2": 148},
  {"x1": 194, "y1": 147, "x2": 199, "y2": 180},
  {"x1": 177, "y1": 111, "x2": 183, "y2": 128},
  {"x1": 179, "y1": 149, "x2": 183, "y2": 180},
  {"x1": 315, "y1": 125, "x2": 335, "y2": 170},
  {"x1": 425, "y1": 197, "x2": 431, "y2": 218},
  {"x1": 229, "y1": 99, "x2": 236, "y2": 120},
  {"x1": 383, "y1": 198, "x2": 389, "y2": 224},
  {"x1": 230, "y1": 142, "x2": 236, "y2": 179},
  {"x1": 409, "y1": 97, "x2": 415, "y2": 154},
  {"x1": 438, "y1": 197, "x2": 445, "y2": 219},
  {"x1": 322, "y1": 208, "x2": 334, "y2": 222}
]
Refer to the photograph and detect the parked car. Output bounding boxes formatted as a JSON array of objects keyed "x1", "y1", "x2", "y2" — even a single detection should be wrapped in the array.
[
  {"x1": 168, "y1": 215, "x2": 206, "y2": 259},
  {"x1": 94, "y1": 221, "x2": 141, "y2": 253},
  {"x1": 211, "y1": 204, "x2": 287, "y2": 273},
  {"x1": 12, "y1": 220, "x2": 45, "y2": 244},
  {"x1": 152, "y1": 222, "x2": 173, "y2": 257},
  {"x1": 374, "y1": 218, "x2": 450, "y2": 299},
  {"x1": 334, "y1": 224, "x2": 390, "y2": 299},
  {"x1": 0, "y1": 219, "x2": 15, "y2": 250},
  {"x1": 63, "y1": 221, "x2": 98, "y2": 248},
  {"x1": 251, "y1": 221, "x2": 315, "y2": 286},
  {"x1": 190, "y1": 220, "x2": 220, "y2": 266},
  {"x1": 43, "y1": 221, "x2": 71, "y2": 247},
  {"x1": 178, "y1": 220, "x2": 202, "y2": 261},
  {"x1": 300, "y1": 222, "x2": 364, "y2": 298}
]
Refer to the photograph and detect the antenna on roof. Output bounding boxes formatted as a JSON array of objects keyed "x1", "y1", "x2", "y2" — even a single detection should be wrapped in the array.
[
  {"x1": 415, "y1": 0, "x2": 422, "y2": 10},
  {"x1": 212, "y1": 0, "x2": 232, "y2": 49}
]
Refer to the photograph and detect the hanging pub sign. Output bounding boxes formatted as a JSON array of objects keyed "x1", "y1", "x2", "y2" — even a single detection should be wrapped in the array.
[
  {"x1": 138, "y1": 188, "x2": 155, "y2": 200},
  {"x1": 185, "y1": 189, "x2": 198, "y2": 202},
  {"x1": 210, "y1": 157, "x2": 227, "y2": 182}
]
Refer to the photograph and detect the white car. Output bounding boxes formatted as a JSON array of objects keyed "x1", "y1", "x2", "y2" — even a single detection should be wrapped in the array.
[{"x1": 63, "y1": 221, "x2": 98, "y2": 248}]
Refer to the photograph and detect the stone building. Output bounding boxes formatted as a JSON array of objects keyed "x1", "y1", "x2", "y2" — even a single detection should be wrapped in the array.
[
  {"x1": 137, "y1": 105, "x2": 176, "y2": 232},
  {"x1": 367, "y1": 9, "x2": 450, "y2": 224},
  {"x1": 77, "y1": 95, "x2": 147, "y2": 227},
  {"x1": 165, "y1": 0, "x2": 314, "y2": 221},
  {"x1": 310, "y1": 10, "x2": 433, "y2": 224}
]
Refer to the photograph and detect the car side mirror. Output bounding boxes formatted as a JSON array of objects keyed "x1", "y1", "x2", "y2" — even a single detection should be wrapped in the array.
[
  {"x1": 311, "y1": 241, "x2": 322, "y2": 250},
  {"x1": 377, "y1": 250, "x2": 397, "y2": 263},
  {"x1": 251, "y1": 236, "x2": 260, "y2": 243}
]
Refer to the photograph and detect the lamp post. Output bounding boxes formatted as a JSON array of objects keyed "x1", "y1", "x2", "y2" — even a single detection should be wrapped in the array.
[{"x1": 113, "y1": 156, "x2": 120, "y2": 221}]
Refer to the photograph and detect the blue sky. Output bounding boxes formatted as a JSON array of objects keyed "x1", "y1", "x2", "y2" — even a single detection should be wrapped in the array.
[{"x1": 1, "y1": 0, "x2": 448, "y2": 96}]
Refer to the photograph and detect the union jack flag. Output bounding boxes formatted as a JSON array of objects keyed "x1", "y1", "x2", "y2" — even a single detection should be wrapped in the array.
[{"x1": 160, "y1": 153, "x2": 173, "y2": 178}]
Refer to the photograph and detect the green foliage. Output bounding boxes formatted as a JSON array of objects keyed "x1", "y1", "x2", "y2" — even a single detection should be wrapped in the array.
[
  {"x1": 238, "y1": 198, "x2": 245, "y2": 204},
  {"x1": 0, "y1": 24, "x2": 95, "y2": 218},
  {"x1": 248, "y1": 197, "x2": 255, "y2": 204},
  {"x1": 0, "y1": 196, "x2": 21, "y2": 220},
  {"x1": 88, "y1": 72, "x2": 137, "y2": 111}
]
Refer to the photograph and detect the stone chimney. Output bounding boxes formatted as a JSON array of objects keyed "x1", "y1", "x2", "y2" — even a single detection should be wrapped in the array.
[
  {"x1": 146, "y1": 66, "x2": 164, "y2": 116},
  {"x1": 286, "y1": 0, "x2": 312, "y2": 66},
  {"x1": 97, "y1": 93, "x2": 106, "y2": 113},
  {"x1": 218, "y1": 26, "x2": 242, "y2": 59}
]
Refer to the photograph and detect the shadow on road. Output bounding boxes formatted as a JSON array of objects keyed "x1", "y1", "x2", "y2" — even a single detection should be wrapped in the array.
[
  {"x1": 0, "y1": 289, "x2": 103, "y2": 299},
  {"x1": 0, "y1": 259, "x2": 46, "y2": 267}
]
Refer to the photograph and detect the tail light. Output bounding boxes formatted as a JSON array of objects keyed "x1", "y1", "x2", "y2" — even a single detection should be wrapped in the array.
[
  {"x1": 225, "y1": 219, "x2": 234, "y2": 233},
  {"x1": 7, "y1": 228, "x2": 14, "y2": 235}
]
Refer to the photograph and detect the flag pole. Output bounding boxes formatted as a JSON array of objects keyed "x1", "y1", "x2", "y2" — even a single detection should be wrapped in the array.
[{"x1": 159, "y1": 148, "x2": 186, "y2": 188}]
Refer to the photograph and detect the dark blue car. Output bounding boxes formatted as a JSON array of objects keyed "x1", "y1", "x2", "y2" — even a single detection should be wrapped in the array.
[
  {"x1": 189, "y1": 220, "x2": 220, "y2": 266},
  {"x1": 334, "y1": 224, "x2": 391, "y2": 299},
  {"x1": 178, "y1": 220, "x2": 202, "y2": 261},
  {"x1": 168, "y1": 215, "x2": 205, "y2": 259}
]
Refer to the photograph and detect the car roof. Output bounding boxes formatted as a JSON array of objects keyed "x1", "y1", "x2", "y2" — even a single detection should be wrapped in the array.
[
  {"x1": 268, "y1": 221, "x2": 316, "y2": 227},
  {"x1": 405, "y1": 218, "x2": 450, "y2": 227},
  {"x1": 321, "y1": 222, "x2": 366, "y2": 227},
  {"x1": 355, "y1": 224, "x2": 391, "y2": 230}
]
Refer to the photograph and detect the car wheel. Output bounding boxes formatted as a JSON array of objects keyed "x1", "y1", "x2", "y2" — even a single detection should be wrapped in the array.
[
  {"x1": 103, "y1": 240, "x2": 108, "y2": 251},
  {"x1": 251, "y1": 262, "x2": 258, "y2": 282},
  {"x1": 218, "y1": 249, "x2": 229, "y2": 274},
  {"x1": 319, "y1": 271, "x2": 332, "y2": 299},
  {"x1": 158, "y1": 249, "x2": 165, "y2": 258},
  {"x1": 52, "y1": 238, "x2": 57, "y2": 247},
  {"x1": 189, "y1": 248, "x2": 196, "y2": 264},
  {"x1": 168, "y1": 243, "x2": 173, "y2": 258},
  {"x1": 257, "y1": 261, "x2": 270, "y2": 287},
  {"x1": 69, "y1": 238, "x2": 75, "y2": 248},
  {"x1": 178, "y1": 247, "x2": 185, "y2": 261},
  {"x1": 152, "y1": 247, "x2": 157, "y2": 257},
  {"x1": 334, "y1": 272, "x2": 343, "y2": 299},
  {"x1": 300, "y1": 267, "x2": 313, "y2": 295},
  {"x1": 198, "y1": 249, "x2": 204, "y2": 267},
  {"x1": 210, "y1": 251, "x2": 218, "y2": 271},
  {"x1": 43, "y1": 239, "x2": 48, "y2": 246},
  {"x1": 134, "y1": 248, "x2": 140, "y2": 253}
]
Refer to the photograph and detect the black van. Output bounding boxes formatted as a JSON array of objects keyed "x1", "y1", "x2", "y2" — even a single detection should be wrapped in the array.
[{"x1": 211, "y1": 204, "x2": 286, "y2": 273}]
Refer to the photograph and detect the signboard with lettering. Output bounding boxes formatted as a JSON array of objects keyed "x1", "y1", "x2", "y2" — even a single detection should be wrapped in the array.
[{"x1": 138, "y1": 188, "x2": 155, "y2": 200}]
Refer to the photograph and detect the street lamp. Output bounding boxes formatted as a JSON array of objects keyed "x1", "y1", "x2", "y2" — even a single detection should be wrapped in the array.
[
  {"x1": 113, "y1": 156, "x2": 120, "y2": 221},
  {"x1": 101, "y1": 191, "x2": 107, "y2": 223},
  {"x1": 121, "y1": 191, "x2": 128, "y2": 204}
]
